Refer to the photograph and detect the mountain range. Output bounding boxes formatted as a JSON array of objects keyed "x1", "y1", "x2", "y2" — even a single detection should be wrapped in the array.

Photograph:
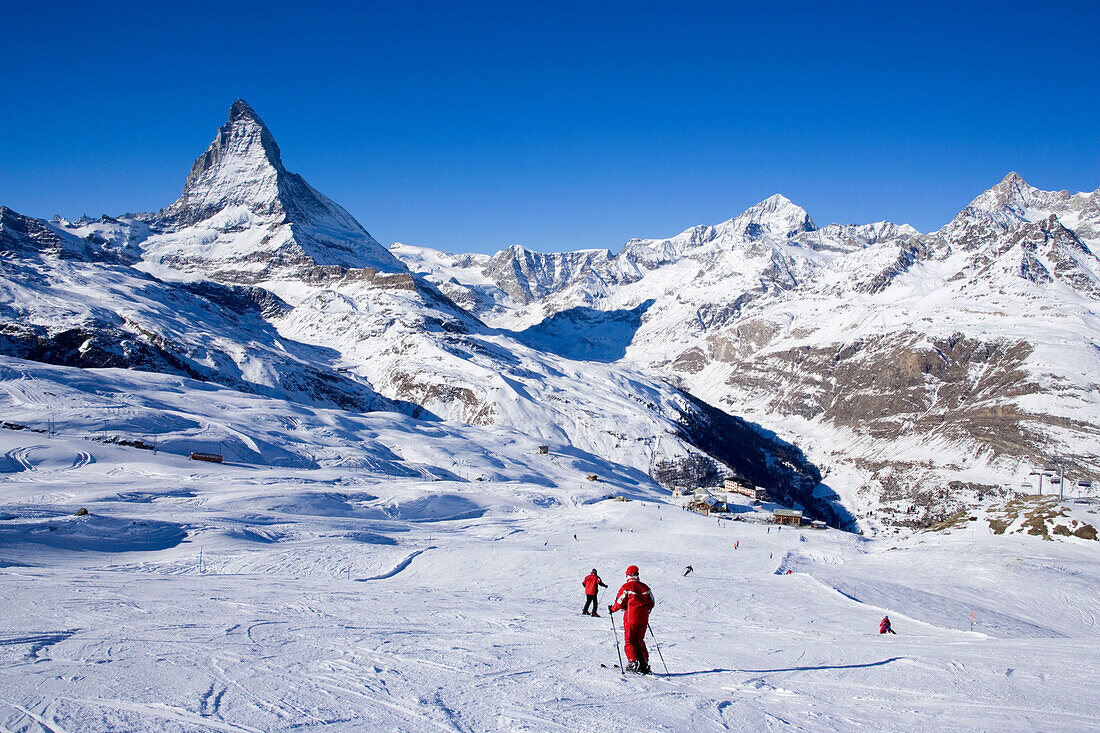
[{"x1": 3, "y1": 99, "x2": 1097, "y2": 533}]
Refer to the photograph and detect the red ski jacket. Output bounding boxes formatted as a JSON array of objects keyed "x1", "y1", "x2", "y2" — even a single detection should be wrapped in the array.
[
  {"x1": 583, "y1": 573, "x2": 607, "y2": 595},
  {"x1": 610, "y1": 578, "x2": 655, "y2": 627}
]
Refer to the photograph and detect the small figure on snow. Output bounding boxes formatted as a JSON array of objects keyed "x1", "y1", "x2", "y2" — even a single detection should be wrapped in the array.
[
  {"x1": 734, "y1": 540, "x2": 739, "y2": 550},
  {"x1": 582, "y1": 569, "x2": 608, "y2": 616},
  {"x1": 683, "y1": 565, "x2": 693, "y2": 576},
  {"x1": 608, "y1": 565, "x2": 655, "y2": 674},
  {"x1": 879, "y1": 616, "x2": 896, "y2": 634}
]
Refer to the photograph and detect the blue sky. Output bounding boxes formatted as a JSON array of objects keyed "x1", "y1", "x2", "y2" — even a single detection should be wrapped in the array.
[{"x1": 2, "y1": 1, "x2": 1097, "y2": 254}]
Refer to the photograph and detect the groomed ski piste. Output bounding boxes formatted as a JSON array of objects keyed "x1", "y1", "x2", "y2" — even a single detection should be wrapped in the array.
[{"x1": 2, "y1": 359, "x2": 1099, "y2": 731}]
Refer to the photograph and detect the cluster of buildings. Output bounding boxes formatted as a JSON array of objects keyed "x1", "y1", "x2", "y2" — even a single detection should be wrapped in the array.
[{"x1": 676, "y1": 477, "x2": 825, "y2": 528}]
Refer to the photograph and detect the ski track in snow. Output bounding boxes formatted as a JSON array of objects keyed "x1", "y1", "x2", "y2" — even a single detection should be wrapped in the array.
[
  {"x1": 356, "y1": 547, "x2": 434, "y2": 582},
  {"x1": 4, "y1": 446, "x2": 38, "y2": 473}
]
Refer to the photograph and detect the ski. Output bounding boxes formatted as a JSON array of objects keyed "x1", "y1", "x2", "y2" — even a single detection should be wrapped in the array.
[
  {"x1": 601, "y1": 663, "x2": 654, "y2": 675},
  {"x1": 601, "y1": 663, "x2": 670, "y2": 681}
]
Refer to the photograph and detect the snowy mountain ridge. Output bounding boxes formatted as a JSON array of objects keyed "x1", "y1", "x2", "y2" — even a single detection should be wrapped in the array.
[{"x1": 394, "y1": 174, "x2": 1100, "y2": 532}]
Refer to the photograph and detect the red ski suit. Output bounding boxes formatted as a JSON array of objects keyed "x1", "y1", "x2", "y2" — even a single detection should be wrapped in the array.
[
  {"x1": 609, "y1": 578, "x2": 654, "y2": 662},
  {"x1": 583, "y1": 573, "x2": 605, "y2": 595}
]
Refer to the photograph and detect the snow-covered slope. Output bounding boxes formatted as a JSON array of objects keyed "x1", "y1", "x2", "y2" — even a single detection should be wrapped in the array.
[
  {"x1": 2, "y1": 399, "x2": 1098, "y2": 730},
  {"x1": 0, "y1": 208, "x2": 397, "y2": 414}
]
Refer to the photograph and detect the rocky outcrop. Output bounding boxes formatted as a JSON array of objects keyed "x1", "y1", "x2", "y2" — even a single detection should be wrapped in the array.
[
  {"x1": 1, "y1": 207, "x2": 131, "y2": 264},
  {"x1": 486, "y1": 245, "x2": 612, "y2": 305}
]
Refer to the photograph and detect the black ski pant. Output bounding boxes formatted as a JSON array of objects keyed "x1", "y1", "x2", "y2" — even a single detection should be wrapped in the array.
[{"x1": 582, "y1": 594, "x2": 599, "y2": 614}]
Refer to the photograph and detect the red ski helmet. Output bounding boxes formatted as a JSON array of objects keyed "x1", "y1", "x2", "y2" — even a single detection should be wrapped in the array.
[{"x1": 626, "y1": 565, "x2": 639, "y2": 577}]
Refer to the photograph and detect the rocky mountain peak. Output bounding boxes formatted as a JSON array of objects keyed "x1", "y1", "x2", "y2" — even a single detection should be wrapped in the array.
[
  {"x1": 220, "y1": 99, "x2": 282, "y2": 165},
  {"x1": 228, "y1": 98, "x2": 262, "y2": 124},
  {"x1": 159, "y1": 99, "x2": 290, "y2": 227},
  {"x1": 937, "y1": 173, "x2": 1075, "y2": 250},
  {"x1": 143, "y1": 100, "x2": 405, "y2": 279},
  {"x1": 997, "y1": 170, "x2": 1025, "y2": 188},
  {"x1": 982, "y1": 171, "x2": 1045, "y2": 210},
  {"x1": 728, "y1": 194, "x2": 817, "y2": 241}
]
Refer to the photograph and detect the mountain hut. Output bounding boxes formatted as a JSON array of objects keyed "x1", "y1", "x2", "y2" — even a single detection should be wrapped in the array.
[{"x1": 772, "y1": 508, "x2": 803, "y2": 526}]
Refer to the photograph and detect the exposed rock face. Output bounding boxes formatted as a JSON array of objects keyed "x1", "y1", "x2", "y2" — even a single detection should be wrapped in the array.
[{"x1": 486, "y1": 245, "x2": 613, "y2": 305}]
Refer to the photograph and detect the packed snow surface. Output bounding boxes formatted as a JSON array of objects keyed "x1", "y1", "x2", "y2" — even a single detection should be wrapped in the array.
[{"x1": 2, "y1": 363, "x2": 1098, "y2": 731}]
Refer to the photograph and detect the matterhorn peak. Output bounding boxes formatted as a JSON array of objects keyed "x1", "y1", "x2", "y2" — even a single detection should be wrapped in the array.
[
  {"x1": 143, "y1": 100, "x2": 405, "y2": 280},
  {"x1": 158, "y1": 99, "x2": 293, "y2": 227}
]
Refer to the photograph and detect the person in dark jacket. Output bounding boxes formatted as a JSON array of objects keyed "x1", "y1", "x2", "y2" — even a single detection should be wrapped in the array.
[
  {"x1": 609, "y1": 565, "x2": 655, "y2": 673},
  {"x1": 582, "y1": 569, "x2": 608, "y2": 616},
  {"x1": 879, "y1": 616, "x2": 896, "y2": 634}
]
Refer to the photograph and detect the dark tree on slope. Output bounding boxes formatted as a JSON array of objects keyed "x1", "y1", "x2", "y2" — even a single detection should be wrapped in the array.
[{"x1": 651, "y1": 453, "x2": 724, "y2": 491}]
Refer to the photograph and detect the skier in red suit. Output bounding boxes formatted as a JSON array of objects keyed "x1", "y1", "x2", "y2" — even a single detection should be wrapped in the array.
[
  {"x1": 582, "y1": 569, "x2": 608, "y2": 616},
  {"x1": 608, "y1": 565, "x2": 655, "y2": 673}
]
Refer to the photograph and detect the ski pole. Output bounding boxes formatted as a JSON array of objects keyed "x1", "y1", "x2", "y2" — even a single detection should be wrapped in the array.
[
  {"x1": 609, "y1": 610, "x2": 625, "y2": 674},
  {"x1": 647, "y1": 623, "x2": 670, "y2": 677}
]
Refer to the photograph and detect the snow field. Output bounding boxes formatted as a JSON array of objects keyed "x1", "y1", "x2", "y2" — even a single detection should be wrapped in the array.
[{"x1": 2, "y1": 428, "x2": 1099, "y2": 731}]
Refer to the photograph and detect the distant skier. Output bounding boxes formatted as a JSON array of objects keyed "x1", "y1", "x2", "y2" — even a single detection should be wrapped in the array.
[
  {"x1": 683, "y1": 565, "x2": 693, "y2": 576},
  {"x1": 608, "y1": 565, "x2": 655, "y2": 674},
  {"x1": 734, "y1": 540, "x2": 739, "y2": 550},
  {"x1": 582, "y1": 569, "x2": 608, "y2": 616},
  {"x1": 879, "y1": 616, "x2": 896, "y2": 634}
]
